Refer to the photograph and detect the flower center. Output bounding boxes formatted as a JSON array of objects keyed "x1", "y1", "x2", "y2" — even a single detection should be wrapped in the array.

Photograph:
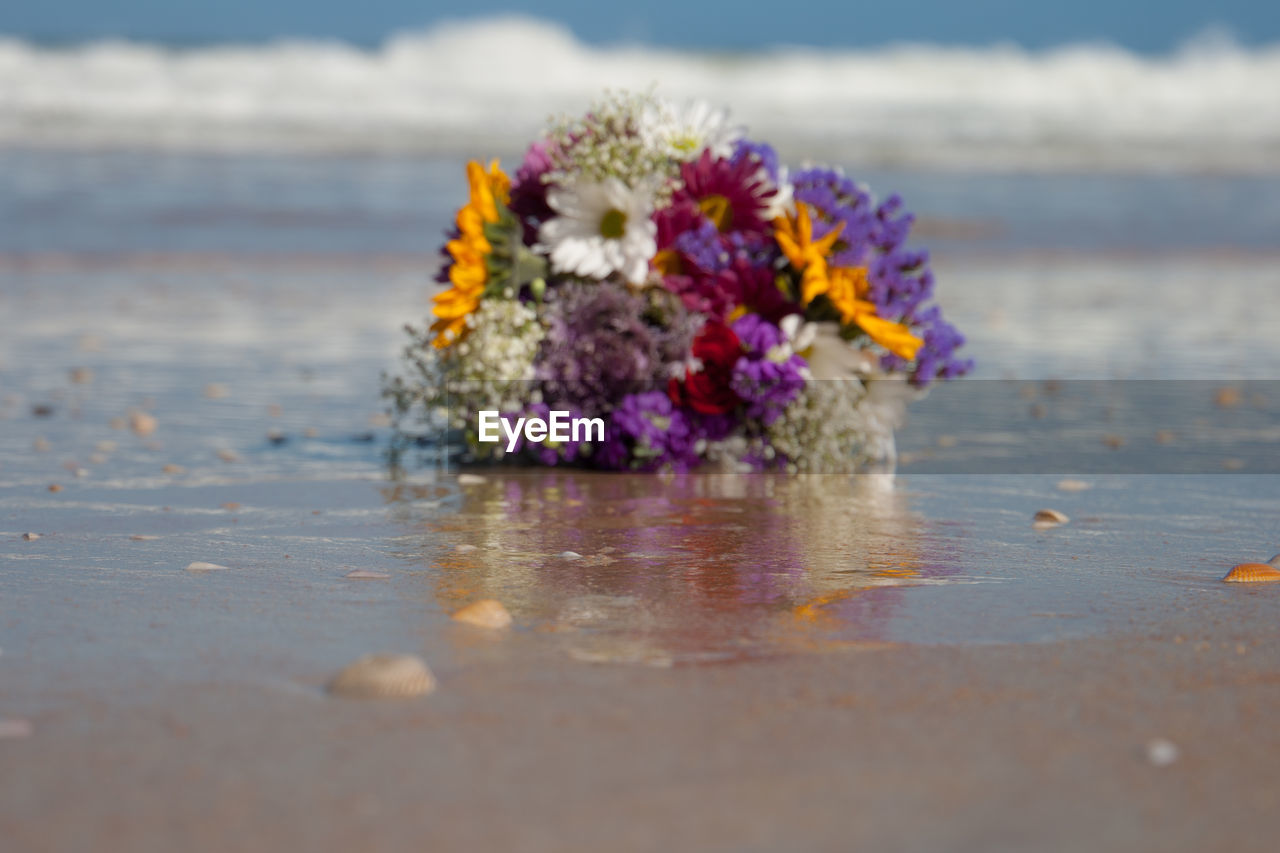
[
  {"x1": 599, "y1": 208, "x2": 628, "y2": 239},
  {"x1": 698, "y1": 195, "x2": 733, "y2": 232}
]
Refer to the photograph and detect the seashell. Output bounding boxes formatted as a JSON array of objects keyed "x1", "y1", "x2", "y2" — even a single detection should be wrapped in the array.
[
  {"x1": 47, "y1": 483, "x2": 63, "y2": 493},
  {"x1": 22, "y1": 532, "x2": 40, "y2": 541},
  {"x1": 452, "y1": 599, "x2": 513, "y2": 630},
  {"x1": 185, "y1": 561, "x2": 229, "y2": 572},
  {"x1": 0, "y1": 718, "x2": 34, "y2": 739},
  {"x1": 558, "y1": 550, "x2": 583, "y2": 559},
  {"x1": 1214, "y1": 386, "x2": 1241, "y2": 408},
  {"x1": 1033, "y1": 509, "x2": 1069, "y2": 529},
  {"x1": 1145, "y1": 738, "x2": 1179, "y2": 767},
  {"x1": 203, "y1": 382, "x2": 229, "y2": 399},
  {"x1": 221, "y1": 502, "x2": 241, "y2": 512},
  {"x1": 457, "y1": 473, "x2": 487, "y2": 486},
  {"x1": 162, "y1": 464, "x2": 185, "y2": 474},
  {"x1": 1102, "y1": 434, "x2": 1125, "y2": 449},
  {"x1": 1221, "y1": 563, "x2": 1280, "y2": 583},
  {"x1": 344, "y1": 569, "x2": 390, "y2": 580},
  {"x1": 1056, "y1": 479, "x2": 1091, "y2": 492},
  {"x1": 129, "y1": 411, "x2": 157, "y2": 437},
  {"x1": 326, "y1": 653, "x2": 435, "y2": 699}
]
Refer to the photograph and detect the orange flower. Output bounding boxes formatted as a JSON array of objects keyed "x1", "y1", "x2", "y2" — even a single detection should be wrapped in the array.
[
  {"x1": 430, "y1": 160, "x2": 511, "y2": 348},
  {"x1": 775, "y1": 205, "x2": 922, "y2": 361}
]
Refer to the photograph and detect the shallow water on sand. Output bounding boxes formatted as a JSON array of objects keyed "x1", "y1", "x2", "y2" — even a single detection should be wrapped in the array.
[{"x1": 3, "y1": 159, "x2": 1279, "y2": 712}]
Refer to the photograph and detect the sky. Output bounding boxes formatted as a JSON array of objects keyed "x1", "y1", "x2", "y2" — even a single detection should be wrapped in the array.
[{"x1": 2, "y1": 0, "x2": 1279, "y2": 51}]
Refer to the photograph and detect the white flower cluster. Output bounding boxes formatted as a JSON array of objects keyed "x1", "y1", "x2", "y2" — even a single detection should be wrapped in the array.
[
  {"x1": 444, "y1": 299, "x2": 545, "y2": 435},
  {"x1": 765, "y1": 380, "x2": 870, "y2": 474}
]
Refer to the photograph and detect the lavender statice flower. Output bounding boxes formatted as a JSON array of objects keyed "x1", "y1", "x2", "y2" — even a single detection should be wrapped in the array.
[
  {"x1": 536, "y1": 283, "x2": 695, "y2": 416},
  {"x1": 598, "y1": 391, "x2": 702, "y2": 471},
  {"x1": 792, "y1": 167, "x2": 970, "y2": 385},
  {"x1": 729, "y1": 314, "x2": 806, "y2": 427}
]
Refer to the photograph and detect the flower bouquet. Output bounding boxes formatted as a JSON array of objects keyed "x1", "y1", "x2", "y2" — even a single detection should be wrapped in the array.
[{"x1": 386, "y1": 92, "x2": 971, "y2": 472}]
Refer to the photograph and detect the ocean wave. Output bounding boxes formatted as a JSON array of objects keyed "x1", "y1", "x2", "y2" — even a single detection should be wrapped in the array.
[{"x1": 1, "y1": 16, "x2": 1279, "y2": 170}]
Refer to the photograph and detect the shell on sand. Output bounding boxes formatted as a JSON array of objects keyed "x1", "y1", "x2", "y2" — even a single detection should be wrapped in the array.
[
  {"x1": 344, "y1": 569, "x2": 390, "y2": 580},
  {"x1": 1221, "y1": 563, "x2": 1280, "y2": 583},
  {"x1": 452, "y1": 599, "x2": 513, "y2": 630},
  {"x1": 326, "y1": 653, "x2": 435, "y2": 699},
  {"x1": 1056, "y1": 479, "x2": 1091, "y2": 492},
  {"x1": 22, "y1": 532, "x2": 41, "y2": 541},
  {"x1": 185, "y1": 561, "x2": 229, "y2": 572},
  {"x1": 129, "y1": 411, "x2": 157, "y2": 437},
  {"x1": 1033, "y1": 509, "x2": 1070, "y2": 529}
]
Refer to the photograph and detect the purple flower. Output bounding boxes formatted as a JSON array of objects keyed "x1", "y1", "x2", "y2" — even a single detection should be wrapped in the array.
[
  {"x1": 536, "y1": 283, "x2": 697, "y2": 416},
  {"x1": 793, "y1": 167, "x2": 970, "y2": 385},
  {"x1": 598, "y1": 391, "x2": 702, "y2": 471},
  {"x1": 729, "y1": 314, "x2": 806, "y2": 427}
]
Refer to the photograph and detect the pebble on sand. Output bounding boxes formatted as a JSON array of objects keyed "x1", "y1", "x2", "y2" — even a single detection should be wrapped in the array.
[
  {"x1": 185, "y1": 561, "x2": 229, "y2": 572},
  {"x1": 326, "y1": 653, "x2": 435, "y2": 699},
  {"x1": 1056, "y1": 479, "x2": 1092, "y2": 492},
  {"x1": 129, "y1": 411, "x2": 157, "y2": 437},
  {"x1": 1033, "y1": 509, "x2": 1070, "y2": 529},
  {"x1": 344, "y1": 570, "x2": 391, "y2": 579},
  {"x1": 1221, "y1": 563, "x2": 1280, "y2": 583},
  {"x1": 0, "y1": 718, "x2": 34, "y2": 739},
  {"x1": 452, "y1": 599, "x2": 513, "y2": 630},
  {"x1": 47, "y1": 484, "x2": 63, "y2": 493},
  {"x1": 22, "y1": 532, "x2": 40, "y2": 541},
  {"x1": 1145, "y1": 738, "x2": 1180, "y2": 767},
  {"x1": 1214, "y1": 386, "x2": 1241, "y2": 408}
]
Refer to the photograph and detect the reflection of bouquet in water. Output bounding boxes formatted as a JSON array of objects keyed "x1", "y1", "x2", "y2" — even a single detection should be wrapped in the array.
[{"x1": 386, "y1": 91, "x2": 971, "y2": 472}]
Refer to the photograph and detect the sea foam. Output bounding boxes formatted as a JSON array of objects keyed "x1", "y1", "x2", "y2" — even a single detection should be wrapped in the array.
[{"x1": 1, "y1": 16, "x2": 1278, "y2": 170}]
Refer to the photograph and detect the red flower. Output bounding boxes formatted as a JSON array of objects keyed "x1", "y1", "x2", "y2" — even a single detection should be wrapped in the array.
[{"x1": 668, "y1": 321, "x2": 742, "y2": 415}]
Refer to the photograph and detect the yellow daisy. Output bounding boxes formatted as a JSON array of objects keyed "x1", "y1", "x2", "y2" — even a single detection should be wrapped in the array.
[{"x1": 430, "y1": 160, "x2": 511, "y2": 348}]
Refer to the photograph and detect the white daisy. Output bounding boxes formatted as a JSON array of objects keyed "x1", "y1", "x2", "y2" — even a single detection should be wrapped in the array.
[
  {"x1": 539, "y1": 178, "x2": 657, "y2": 284},
  {"x1": 640, "y1": 98, "x2": 743, "y2": 161}
]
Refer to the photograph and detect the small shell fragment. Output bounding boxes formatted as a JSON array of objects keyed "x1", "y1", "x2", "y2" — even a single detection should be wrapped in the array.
[
  {"x1": 452, "y1": 599, "x2": 513, "y2": 630},
  {"x1": 0, "y1": 718, "x2": 34, "y2": 739},
  {"x1": 185, "y1": 561, "x2": 229, "y2": 572},
  {"x1": 558, "y1": 550, "x2": 583, "y2": 559},
  {"x1": 162, "y1": 464, "x2": 185, "y2": 474},
  {"x1": 344, "y1": 569, "x2": 390, "y2": 580},
  {"x1": 22, "y1": 532, "x2": 40, "y2": 541},
  {"x1": 1221, "y1": 563, "x2": 1280, "y2": 584},
  {"x1": 1145, "y1": 738, "x2": 1179, "y2": 767},
  {"x1": 326, "y1": 653, "x2": 435, "y2": 699},
  {"x1": 1056, "y1": 479, "x2": 1091, "y2": 492},
  {"x1": 129, "y1": 411, "x2": 157, "y2": 437},
  {"x1": 1033, "y1": 509, "x2": 1070, "y2": 529}
]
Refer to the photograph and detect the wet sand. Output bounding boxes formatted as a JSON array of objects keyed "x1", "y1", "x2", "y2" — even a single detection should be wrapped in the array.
[{"x1": 3, "y1": 251, "x2": 1280, "y2": 850}]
